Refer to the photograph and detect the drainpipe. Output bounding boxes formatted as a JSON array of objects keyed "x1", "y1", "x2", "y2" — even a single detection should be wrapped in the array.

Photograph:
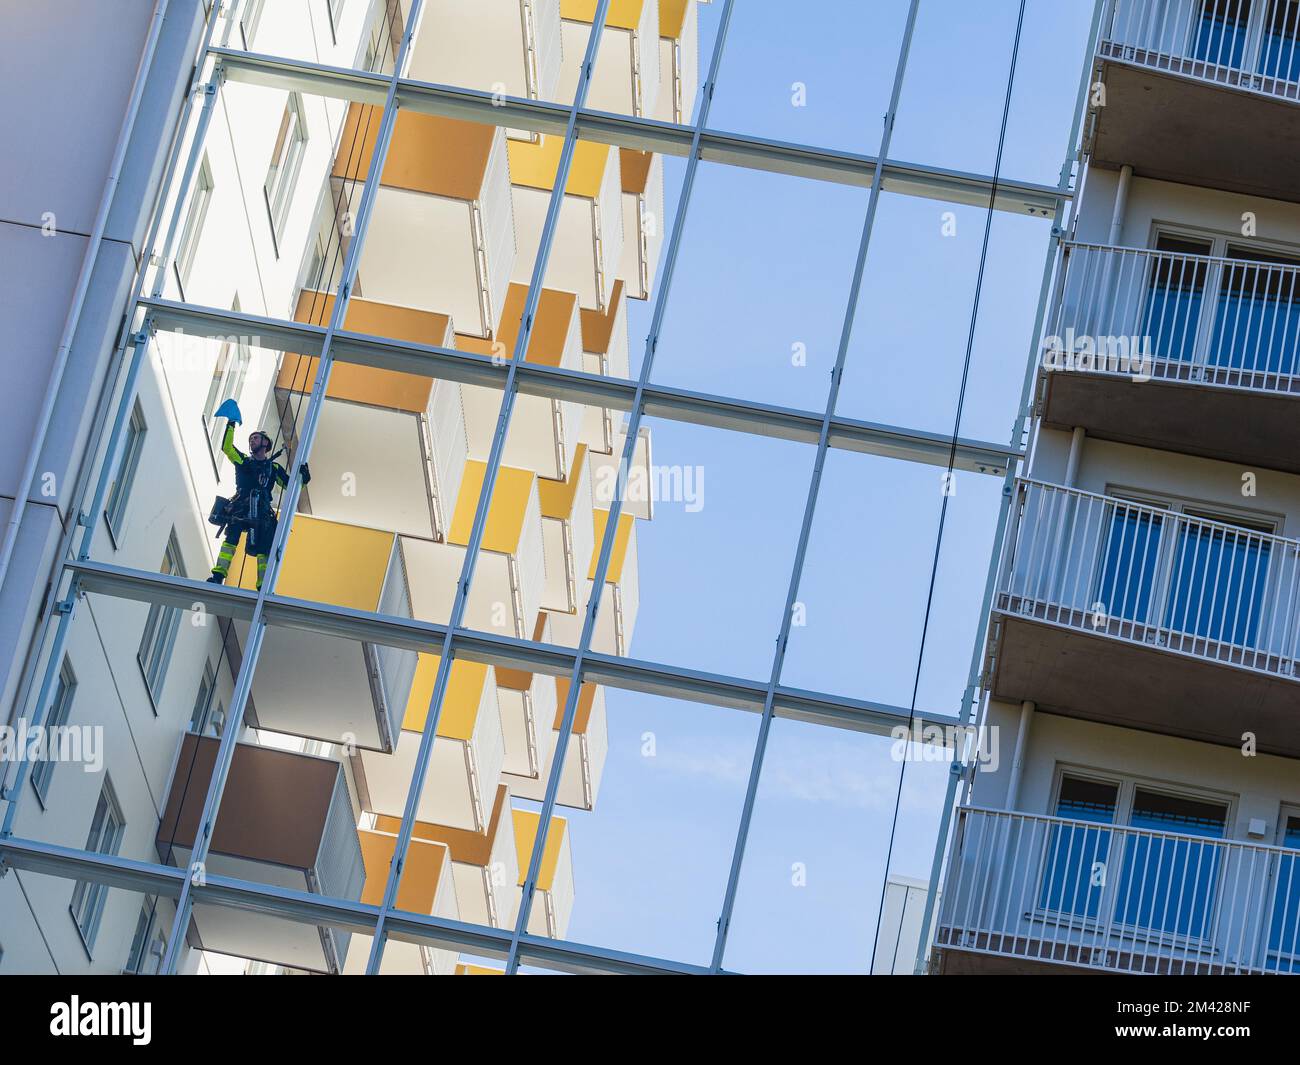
[
  {"x1": 1005, "y1": 700, "x2": 1034, "y2": 810},
  {"x1": 1065, "y1": 425, "x2": 1086, "y2": 486},
  {"x1": 1108, "y1": 163, "x2": 1132, "y2": 245},
  {"x1": 0, "y1": 0, "x2": 171, "y2": 596}
]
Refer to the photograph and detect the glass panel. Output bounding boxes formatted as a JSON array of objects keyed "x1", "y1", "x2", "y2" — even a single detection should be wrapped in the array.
[
  {"x1": 1095, "y1": 503, "x2": 1163, "y2": 626},
  {"x1": 1208, "y1": 247, "x2": 1300, "y2": 375},
  {"x1": 1163, "y1": 518, "x2": 1271, "y2": 646},
  {"x1": 1115, "y1": 789, "x2": 1227, "y2": 939},
  {"x1": 1267, "y1": 815, "x2": 1300, "y2": 970},
  {"x1": 1040, "y1": 776, "x2": 1117, "y2": 919},
  {"x1": 1193, "y1": 0, "x2": 1253, "y2": 68},
  {"x1": 705, "y1": 0, "x2": 910, "y2": 155},
  {"x1": 230, "y1": 0, "x2": 394, "y2": 72},
  {"x1": 1259, "y1": 0, "x2": 1300, "y2": 80},
  {"x1": 1142, "y1": 237, "x2": 1212, "y2": 365},
  {"x1": 642, "y1": 161, "x2": 869, "y2": 411}
]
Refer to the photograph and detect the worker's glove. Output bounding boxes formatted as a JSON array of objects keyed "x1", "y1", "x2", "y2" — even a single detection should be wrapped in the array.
[{"x1": 299, "y1": 462, "x2": 312, "y2": 486}]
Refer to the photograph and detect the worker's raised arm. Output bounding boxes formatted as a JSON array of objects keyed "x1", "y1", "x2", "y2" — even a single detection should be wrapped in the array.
[{"x1": 221, "y1": 422, "x2": 245, "y2": 466}]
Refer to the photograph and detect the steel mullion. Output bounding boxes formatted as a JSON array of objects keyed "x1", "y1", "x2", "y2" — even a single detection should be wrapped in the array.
[
  {"x1": 363, "y1": 0, "x2": 615, "y2": 975},
  {"x1": 500, "y1": 0, "x2": 739, "y2": 976},
  {"x1": 705, "y1": 0, "x2": 923, "y2": 975},
  {"x1": 158, "y1": 0, "x2": 428, "y2": 973}
]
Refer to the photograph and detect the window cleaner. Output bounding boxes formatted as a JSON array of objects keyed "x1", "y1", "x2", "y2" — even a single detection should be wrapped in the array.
[{"x1": 206, "y1": 398, "x2": 310, "y2": 589}]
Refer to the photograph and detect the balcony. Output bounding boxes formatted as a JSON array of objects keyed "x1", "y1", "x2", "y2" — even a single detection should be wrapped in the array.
[
  {"x1": 494, "y1": 613, "x2": 557, "y2": 781},
  {"x1": 618, "y1": 149, "x2": 665, "y2": 300},
  {"x1": 334, "y1": 104, "x2": 515, "y2": 337},
  {"x1": 1094, "y1": 0, "x2": 1300, "y2": 201},
  {"x1": 987, "y1": 480, "x2": 1300, "y2": 756},
  {"x1": 157, "y1": 733, "x2": 364, "y2": 974},
  {"x1": 538, "y1": 444, "x2": 596, "y2": 613},
  {"x1": 506, "y1": 675, "x2": 608, "y2": 810},
  {"x1": 400, "y1": 459, "x2": 546, "y2": 638},
  {"x1": 281, "y1": 289, "x2": 467, "y2": 539},
  {"x1": 507, "y1": 134, "x2": 623, "y2": 311},
  {"x1": 1040, "y1": 241, "x2": 1300, "y2": 472},
  {"x1": 545, "y1": 504, "x2": 640, "y2": 657},
  {"x1": 228, "y1": 515, "x2": 418, "y2": 752},
  {"x1": 406, "y1": 0, "x2": 563, "y2": 102},
  {"x1": 653, "y1": 0, "x2": 702, "y2": 125},
  {"x1": 456, "y1": 283, "x2": 584, "y2": 481},
  {"x1": 558, "y1": 0, "x2": 661, "y2": 118},
  {"x1": 342, "y1": 827, "x2": 460, "y2": 975},
  {"x1": 355, "y1": 653, "x2": 505, "y2": 832},
  {"x1": 512, "y1": 808, "x2": 575, "y2": 938},
  {"x1": 578, "y1": 280, "x2": 631, "y2": 455},
  {"x1": 374, "y1": 783, "x2": 521, "y2": 928},
  {"x1": 935, "y1": 806, "x2": 1300, "y2": 975}
]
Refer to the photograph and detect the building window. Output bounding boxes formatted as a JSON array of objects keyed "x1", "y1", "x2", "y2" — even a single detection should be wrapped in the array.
[
  {"x1": 125, "y1": 902, "x2": 166, "y2": 974},
  {"x1": 174, "y1": 155, "x2": 213, "y2": 298},
  {"x1": 31, "y1": 658, "x2": 76, "y2": 804},
  {"x1": 240, "y1": 0, "x2": 267, "y2": 49},
  {"x1": 138, "y1": 533, "x2": 185, "y2": 706},
  {"x1": 69, "y1": 782, "x2": 126, "y2": 953},
  {"x1": 326, "y1": 0, "x2": 346, "y2": 44},
  {"x1": 204, "y1": 299, "x2": 252, "y2": 470},
  {"x1": 105, "y1": 402, "x2": 147, "y2": 541},
  {"x1": 264, "y1": 93, "x2": 309, "y2": 250},
  {"x1": 190, "y1": 660, "x2": 225, "y2": 737}
]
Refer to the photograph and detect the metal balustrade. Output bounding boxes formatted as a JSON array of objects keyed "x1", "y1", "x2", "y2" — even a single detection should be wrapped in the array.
[
  {"x1": 1103, "y1": 0, "x2": 1300, "y2": 102},
  {"x1": 936, "y1": 805, "x2": 1300, "y2": 974},
  {"x1": 1046, "y1": 241, "x2": 1300, "y2": 394},
  {"x1": 995, "y1": 480, "x2": 1300, "y2": 678}
]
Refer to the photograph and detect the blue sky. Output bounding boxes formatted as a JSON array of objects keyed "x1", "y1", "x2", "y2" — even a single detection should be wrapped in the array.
[{"x1": 536, "y1": 0, "x2": 1100, "y2": 972}]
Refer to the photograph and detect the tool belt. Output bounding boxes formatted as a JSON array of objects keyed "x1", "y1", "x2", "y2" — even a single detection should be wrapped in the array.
[{"x1": 208, "y1": 493, "x2": 277, "y2": 553}]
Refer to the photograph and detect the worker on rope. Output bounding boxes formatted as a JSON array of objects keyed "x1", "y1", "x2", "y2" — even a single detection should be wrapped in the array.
[{"x1": 206, "y1": 398, "x2": 309, "y2": 590}]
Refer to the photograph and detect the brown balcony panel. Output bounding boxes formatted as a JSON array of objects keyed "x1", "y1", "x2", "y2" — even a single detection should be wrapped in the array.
[
  {"x1": 990, "y1": 601, "x2": 1300, "y2": 757},
  {"x1": 1041, "y1": 367, "x2": 1300, "y2": 474},
  {"x1": 156, "y1": 733, "x2": 364, "y2": 973},
  {"x1": 1093, "y1": 52, "x2": 1300, "y2": 203}
]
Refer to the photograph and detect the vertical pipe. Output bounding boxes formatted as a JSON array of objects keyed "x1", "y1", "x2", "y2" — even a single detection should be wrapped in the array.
[{"x1": 1004, "y1": 700, "x2": 1034, "y2": 810}]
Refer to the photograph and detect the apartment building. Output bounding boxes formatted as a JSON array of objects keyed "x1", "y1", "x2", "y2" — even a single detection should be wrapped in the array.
[{"x1": 932, "y1": 0, "x2": 1300, "y2": 975}]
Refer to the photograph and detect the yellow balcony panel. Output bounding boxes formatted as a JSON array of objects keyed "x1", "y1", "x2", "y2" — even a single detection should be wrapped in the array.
[
  {"x1": 546, "y1": 516, "x2": 640, "y2": 657},
  {"x1": 374, "y1": 783, "x2": 521, "y2": 928},
  {"x1": 653, "y1": 0, "x2": 700, "y2": 125},
  {"x1": 560, "y1": 0, "x2": 661, "y2": 118},
  {"x1": 344, "y1": 829, "x2": 459, "y2": 975},
  {"x1": 617, "y1": 150, "x2": 664, "y2": 300},
  {"x1": 538, "y1": 444, "x2": 596, "y2": 614},
  {"x1": 228, "y1": 515, "x2": 416, "y2": 752},
  {"x1": 279, "y1": 290, "x2": 467, "y2": 541},
  {"x1": 356, "y1": 653, "x2": 505, "y2": 834},
  {"x1": 455, "y1": 963, "x2": 505, "y2": 975},
  {"x1": 405, "y1": 0, "x2": 563, "y2": 103},
  {"x1": 457, "y1": 284, "x2": 583, "y2": 480},
  {"x1": 336, "y1": 105, "x2": 515, "y2": 338},
  {"x1": 578, "y1": 281, "x2": 631, "y2": 455},
  {"x1": 157, "y1": 733, "x2": 364, "y2": 974},
  {"x1": 508, "y1": 677, "x2": 607, "y2": 811},
  {"x1": 512, "y1": 808, "x2": 575, "y2": 939},
  {"x1": 496, "y1": 612, "x2": 556, "y2": 782},
  {"x1": 508, "y1": 135, "x2": 622, "y2": 311}
]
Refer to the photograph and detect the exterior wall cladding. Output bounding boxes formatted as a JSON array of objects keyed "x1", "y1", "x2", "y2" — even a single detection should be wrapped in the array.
[{"x1": 8, "y1": 0, "x2": 1296, "y2": 978}]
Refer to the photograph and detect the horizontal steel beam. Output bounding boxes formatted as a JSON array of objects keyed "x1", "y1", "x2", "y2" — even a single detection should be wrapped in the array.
[
  {"x1": 214, "y1": 48, "x2": 1066, "y2": 215},
  {"x1": 141, "y1": 298, "x2": 1018, "y2": 475},
  {"x1": 0, "y1": 836, "x2": 698, "y2": 974},
  {"x1": 65, "y1": 560, "x2": 958, "y2": 736}
]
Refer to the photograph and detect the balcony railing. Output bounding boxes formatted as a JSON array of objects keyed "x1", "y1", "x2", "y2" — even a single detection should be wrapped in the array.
[
  {"x1": 1047, "y1": 241, "x2": 1300, "y2": 393},
  {"x1": 1103, "y1": 0, "x2": 1300, "y2": 103},
  {"x1": 937, "y1": 806, "x2": 1300, "y2": 974},
  {"x1": 996, "y1": 480, "x2": 1300, "y2": 678}
]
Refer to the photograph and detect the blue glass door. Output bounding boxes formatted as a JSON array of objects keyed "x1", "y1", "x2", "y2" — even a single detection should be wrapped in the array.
[
  {"x1": 1259, "y1": 0, "x2": 1300, "y2": 80},
  {"x1": 1266, "y1": 817, "x2": 1300, "y2": 971},
  {"x1": 1142, "y1": 237, "x2": 1211, "y2": 364},
  {"x1": 1116, "y1": 790, "x2": 1227, "y2": 940},
  {"x1": 1206, "y1": 246, "x2": 1300, "y2": 376},
  {"x1": 1040, "y1": 777, "x2": 1118, "y2": 920},
  {"x1": 1097, "y1": 505, "x2": 1163, "y2": 626},
  {"x1": 1163, "y1": 518, "x2": 1271, "y2": 646},
  {"x1": 1194, "y1": 0, "x2": 1253, "y2": 67}
]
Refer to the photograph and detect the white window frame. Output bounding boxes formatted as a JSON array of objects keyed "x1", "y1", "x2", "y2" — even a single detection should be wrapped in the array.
[
  {"x1": 174, "y1": 155, "x2": 213, "y2": 298},
  {"x1": 264, "y1": 92, "x2": 309, "y2": 252},
  {"x1": 105, "y1": 401, "x2": 147, "y2": 543},
  {"x1": 69, "y1": 781, "x2": 126, "y2": 954},
  {"x1": 31, "y1": 658, "x2": 76, "y2": 805},
  {"x1": 137, "y1": 532, "x2": 186, "y2": 708}
]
